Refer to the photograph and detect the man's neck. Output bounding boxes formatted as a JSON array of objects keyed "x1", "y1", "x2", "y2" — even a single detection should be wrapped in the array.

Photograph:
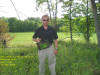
[{"x1": 43, "y1": 25, "x2": 48, "y2": 30}]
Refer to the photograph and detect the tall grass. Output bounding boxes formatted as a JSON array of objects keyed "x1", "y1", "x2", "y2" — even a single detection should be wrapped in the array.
[{"x1": 0, "y1": 32, "x2": 99, "y2": 75}]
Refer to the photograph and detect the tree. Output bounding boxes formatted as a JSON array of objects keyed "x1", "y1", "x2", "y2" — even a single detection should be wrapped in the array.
[
  {"x1": 63, "y1": 0, "x2": 94, "y2": 42},
  {"x1": 63, "y1": 0, "x2": 75, "y2": 41},
  {"x1": 73, "y1": 16, "x2": 95, "y2": 41},
  {"x1": 90, "y1": 0, "x2": 100, "y2": 47},
  {"x1": 7, "y1": 17, "x2": 41, "y2": 32},
  {"x1": 36, "y1": 0, "x2": 60, "y2": 31},
  {"x1": 0, "y1": 18, "x2": 14, "y2": 48},
  {"x1": 8, "y1": 17, "x2": 18, "y2": 32}
]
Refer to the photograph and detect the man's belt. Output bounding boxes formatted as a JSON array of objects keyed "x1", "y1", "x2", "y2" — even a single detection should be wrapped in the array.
[{"x1": 37, "y1": 41, "x2": 52, "y2": 50}]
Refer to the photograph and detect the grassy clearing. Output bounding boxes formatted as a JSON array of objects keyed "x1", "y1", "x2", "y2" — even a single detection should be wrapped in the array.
[
  {"x1": 0, "y1": 32, "x2": 99, "y2": 75},
  {"x1": 9, "y1": 32, "x2": 97, "y2": 47}
]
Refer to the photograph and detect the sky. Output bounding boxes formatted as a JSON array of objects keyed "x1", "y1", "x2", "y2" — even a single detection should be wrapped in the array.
[{"x1": 0, "y1": 0, "x2": 63, "y2": 20}]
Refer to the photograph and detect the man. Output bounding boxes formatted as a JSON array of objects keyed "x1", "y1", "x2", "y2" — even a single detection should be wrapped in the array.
[{"x1": 32, "y1": 15, "x2": 58, "y2": 75}]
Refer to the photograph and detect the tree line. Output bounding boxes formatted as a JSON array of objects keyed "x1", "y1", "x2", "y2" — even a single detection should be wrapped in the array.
[
  {"x1": 1, "y1": 16, "x2": 95, "y2": 33},
  {"x1": 7, "y1": 17, "x2": 41, "y2": 32}
]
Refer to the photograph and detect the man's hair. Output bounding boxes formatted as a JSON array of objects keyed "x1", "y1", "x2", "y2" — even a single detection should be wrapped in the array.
[{"x1": 42, "y1": 15, "x2": 49, "y2": 20}]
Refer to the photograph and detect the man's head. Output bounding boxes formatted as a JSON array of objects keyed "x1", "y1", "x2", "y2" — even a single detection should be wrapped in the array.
[{"x1": 42, "y1": 15, "x2": 49, "y2": 26}]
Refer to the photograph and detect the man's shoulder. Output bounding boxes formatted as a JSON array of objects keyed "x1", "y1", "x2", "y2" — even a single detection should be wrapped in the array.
[
  {"x1": 36, "y1": 26, "x2": 43, "y2": 31},
  {"x1": 48, "y1": 26, "x2": 55, "y2": 30}
]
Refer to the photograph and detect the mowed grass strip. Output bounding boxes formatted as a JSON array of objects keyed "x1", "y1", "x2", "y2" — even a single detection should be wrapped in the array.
[{"x1": 9, "y1": 32, "x2": 97, "y2": 47}]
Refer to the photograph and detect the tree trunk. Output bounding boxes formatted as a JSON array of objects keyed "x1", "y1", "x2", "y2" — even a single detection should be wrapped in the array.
[
  {"x1": 99, "y1": 0, "x2": 100, "y2": 11},
  {"x1": 99, "y1": 0, "x2": 100, "y2": 17},
  {"x1": 54, "y1": 0, "x2": 58, "y2": 31},
  {"x1": 90, "y1": 0, "x2": 100, "y2": 47},
  {"x1": 69, "y1": 0, "x2": 72, "y2": 41},
  {"x1": 86, "y1": 0, "x2": 90, "y2": 42},
  {"x1": 47, "y1": 0, "x2": 52, "y2": 25}
]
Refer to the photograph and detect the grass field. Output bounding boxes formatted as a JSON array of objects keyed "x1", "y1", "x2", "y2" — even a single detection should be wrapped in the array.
[
  {"x1": 0, "y1": 32, "x2": 100, "y2": 75},
  {"x1": 8, "y1": 32, "x2": 97, "y2": 47}
]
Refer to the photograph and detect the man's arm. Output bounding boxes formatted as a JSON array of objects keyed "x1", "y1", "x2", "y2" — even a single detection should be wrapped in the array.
[
  {"x1": 54, "y1": 39, "x2": 58, "y2": 55},
  {"x1": 32, "y1": 28, "x2": 41, "y2": 43},
  {"x1": 54, "y1": 39, "x2": 58, "y2": 50}
]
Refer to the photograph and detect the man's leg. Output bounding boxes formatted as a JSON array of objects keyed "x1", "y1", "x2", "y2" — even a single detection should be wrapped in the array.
[
  {"x1": 38, "y1": 50, "x2": 46, "y2": 75},
  {"x1": 48, "y1": 45, "x2": 56, "y2": 75}
]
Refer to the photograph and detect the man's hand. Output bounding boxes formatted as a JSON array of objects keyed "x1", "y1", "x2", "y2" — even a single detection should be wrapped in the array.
[
  {"x1": 36, "y1": 38, "x2": 41, "y2": 43},
  {"x1": 54, "y1": 50, "x2": 58, "y2": 55},
  {"x1": 33, "y1": 38, "x2": 41, "y2": 43}
]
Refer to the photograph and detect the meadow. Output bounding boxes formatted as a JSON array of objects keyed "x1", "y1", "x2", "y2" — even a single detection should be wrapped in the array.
[
  {"x1": 0, "y1": 32, "x2": 100, "y2": 75},
  {"x1": 8, "y1": 32, "x2": 97, "y2": 46}
]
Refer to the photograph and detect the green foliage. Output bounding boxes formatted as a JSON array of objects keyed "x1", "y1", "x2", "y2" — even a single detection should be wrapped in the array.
[
  {"x1": 7, "y1": 17, "x2": 41, "y2": 32},
  {"x1": 0, "y1": 19, "x2": 8, "y2": 33},
  {"x1": 36, "y1": 0, "x2": 47, "y2": 6},
  {"x1": 0, "y1": 32, "x2": 99, "y2": 75},
  {"x1": 96, "y1": 3, "x2": 100, "y2": 7},
  {"x1": 0, "y1": 15, "x2": 96, "y2": 43},
  {"x1": 56, "y1": 40, "x2": 100, "y2": 75},
  {"x1": 0, "y1": 47, "x2": 39, "y2": 75},
  {"x1": 0, "y1": 19, "x2": 8, "y2": 47},
  {"x1": 0, "y1": 39, "x2": 100, "y2": 75},
  {"x1": 63, "y1": 0, "x2": 93, "y2": 18},
  {"x1": 73, "y1": 16, "x2": 95, "y2": 41},
  {"x1": 59, "y1": 25, "x2": 67, "y2": 32}
]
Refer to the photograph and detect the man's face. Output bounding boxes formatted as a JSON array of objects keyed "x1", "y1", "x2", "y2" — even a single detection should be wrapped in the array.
[{"x1": 42, "y1": 17, "x2": 49, "y2": 26}]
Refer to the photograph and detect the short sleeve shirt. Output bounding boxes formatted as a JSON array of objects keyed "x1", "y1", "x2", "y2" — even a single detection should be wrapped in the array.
[{"x1": 33, "y1": 26, "x2": 58, "y2": 43}]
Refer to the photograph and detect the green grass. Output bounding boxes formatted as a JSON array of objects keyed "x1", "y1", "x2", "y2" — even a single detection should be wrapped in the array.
[
  {"x1": 0, "y1": 32, "x2": 99, "y2": 75},
  {"x1": 9, "y1": 32, "x2": 97, "y2": 47},
  {"x1": 9, "y1": 32, "x2": 34, "y2": 47}
]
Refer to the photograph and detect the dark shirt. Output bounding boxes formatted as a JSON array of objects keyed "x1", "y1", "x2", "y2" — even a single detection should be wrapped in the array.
[{"x1": 33, "y1": 26, "x2": 58, "y2": 44}]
